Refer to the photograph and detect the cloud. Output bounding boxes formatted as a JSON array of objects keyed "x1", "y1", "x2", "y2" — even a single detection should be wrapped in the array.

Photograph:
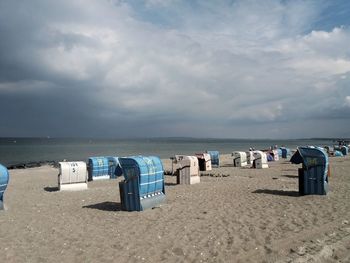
[
  {"x1": 345, "y1": 96, "x2": 350, "y2": 107},
  {"x1": 0, "y1": 0, "x2": 349, "y2": 138},
  {"x1": 144, "y1": 0, "x2": 178, "y2": 8}
]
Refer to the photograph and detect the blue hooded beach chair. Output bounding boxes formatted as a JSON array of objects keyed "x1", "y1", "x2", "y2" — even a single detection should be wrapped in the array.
[
  {"x1": 88, "y1": 157, "x2": 110, "y2": 181},
  {"x1": 107, "y1": 156, "x2": 123, "y2": 179},
  {"x1": 280, "y1": 147, "x2": 291, "y2": 159},
  {"x1": 334, "y1": 151, "x2": 344, "y2": 157},
  {"x1": 277, "y1": 148, "x2": 282, "y2": 158},
  {"x1": 206, "y1": 151, "x2": 220, "y2": 167},
  {"x1": 340, "y1": 146, "x2": 348, "y2": 156},
  {"x1": 118, "y1": 156, "x2": 165, "y2": 211},
  {"x1": 266, "y1": 153, "x2": 274, "y2": 162},
  {"x1": 0, "y1": 164, "x2": 9, "y2": 210},
  {"x1": 290, "y1": 146, "x2": 329, "y2": 195}
]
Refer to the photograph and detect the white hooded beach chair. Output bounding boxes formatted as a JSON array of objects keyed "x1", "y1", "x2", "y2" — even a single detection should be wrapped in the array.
[
  {"x1": 195, "y1": 153, "x2": 212, "y2": 171},
  {"x1": 272, "y1": 149, "x2": 279, "y2": 161},
  {"x1": 246, "y1": 151, "x2": 255, "y2": 165},
  {"x1": 58, "y1": 161, "x2": 88, "y2": 191},
  {"x1": 174, "y1": 155, "x2": 200, "y2": 185},
  {"x1": 232, "y1": 151, "x2": 248, "y2": 167},
  {"x1": 253, "y1": 151, "x2": 269, "y2": 169}
]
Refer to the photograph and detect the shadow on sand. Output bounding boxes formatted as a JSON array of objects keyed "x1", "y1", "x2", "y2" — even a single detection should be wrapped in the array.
[
  {"x1": 44, "y1": 186, "x2": 59, "y2": 192},
  {"x1": 282, "y1": 174, "x2": 298, "y2": 178},
  {"x1": 221, "y1": 164, "x2": 235, "y2": 167},
  {"x1": 282, "y1": 168, "x2": 298, "y2": 172},
  {"x1": 83, "y1": 201, "x2": 122, "y2": 211},
  {"x1": 165, "y1": 182, "x2": 178, "y2": 186},
  {"x1": 252, "y1": 189, "x2": 300, "y2": 197}
]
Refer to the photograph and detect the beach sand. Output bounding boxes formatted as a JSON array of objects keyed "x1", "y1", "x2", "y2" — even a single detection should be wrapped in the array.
[{"x1": 1, "y1": 154, "x2": 350, "y2": 262}]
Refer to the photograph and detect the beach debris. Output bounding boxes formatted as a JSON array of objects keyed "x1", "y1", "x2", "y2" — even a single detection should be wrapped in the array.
[
  {"x1": 164, "y1": 170, "x2": 173, "y2": 175},
  {"x1": 7, "y1": 160, "x2": 58, "y2": 169},
  {"x1": 264, "y1": 245, "x2": 273, "y2": 254},
  {"x1": 172, "y1": 247, "x2": 185, "y2": 256},
  {"x1": 342, "y1": 220, "x2": 349, "y2": 225},
  {"x1": 201, "y1": 173, "x2": 230, "y2": 177},
  {"x1": 290, "y1": 246, "x2": 306, "y2": 256}
]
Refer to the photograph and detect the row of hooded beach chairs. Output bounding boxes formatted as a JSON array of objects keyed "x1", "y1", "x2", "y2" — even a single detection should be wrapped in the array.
[
  {"x1": 1, "y1": 145, "x2": 331, "y2": 212},
  {"x1": 171, "y1": 147, "x2": 296, "y2": 193},
  {"x1": 232, "y1": 151, "x2": 269, "y2": 169},
  {"x1": 172, "y1": 148, "x2": 289, "y2": 186},
  {"x1": 58, "y1": 156, "x2": 123, "y2": 191},
  {"x1": 58, "y1": 156, "x2": 166, "y2": 211},
  {"x1": 172, "y1": 151, "x2": 220, "y2": 185},
  {"x1": 1, "y1": 152, "x2": 216, "y2": 212},
  {"x1": 172, "y1": 148, "x2": 280, "y2": 186},
  {"x1": 232, "y1": 147, "x2": 292, "y2": 168},
  {"x1": 324, "y1": 145, "x2": 349, "y2": 157},
  {"x1": 0, "y1": 156, "x2": 165, "y2": 212}
]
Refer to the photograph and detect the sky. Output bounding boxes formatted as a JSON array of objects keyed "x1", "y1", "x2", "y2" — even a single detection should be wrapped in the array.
[{"x1": 0, "y1": 0, "x2": 349, "y2": 139}]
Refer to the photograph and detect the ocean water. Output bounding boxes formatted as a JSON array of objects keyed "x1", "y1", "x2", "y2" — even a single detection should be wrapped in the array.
[{"x1": 0, "y1": 137, "x2": 335, "y2": 166}]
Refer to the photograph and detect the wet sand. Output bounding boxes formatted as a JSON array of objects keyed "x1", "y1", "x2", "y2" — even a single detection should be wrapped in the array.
[{"x1": 1, "y1": 154, "x2": 350, "y2": 262}]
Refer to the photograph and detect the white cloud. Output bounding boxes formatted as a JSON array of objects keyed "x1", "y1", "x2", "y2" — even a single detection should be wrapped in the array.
[
  {"x1": 345, "y1": 96, "x2": 350, "y2": 107},
  {"x1": 144, "y1": 0, "x2": 179, "y2": 8},
  {"x1": 289, "y1": 57, "x2": 350, "y2": 75}
]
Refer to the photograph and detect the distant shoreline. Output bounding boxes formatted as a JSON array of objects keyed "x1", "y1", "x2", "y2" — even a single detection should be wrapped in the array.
[
  {"x1": 0, "y1": 136, "x2": 347, "y2": 141},
  {"x1": 0, "y1": 138, "x2": 339, "y2": 168}
]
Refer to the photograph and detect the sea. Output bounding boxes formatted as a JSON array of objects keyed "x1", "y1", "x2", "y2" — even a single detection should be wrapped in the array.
[{"x1": 0, "y1": 137, "x2": 336, "y2": 166}]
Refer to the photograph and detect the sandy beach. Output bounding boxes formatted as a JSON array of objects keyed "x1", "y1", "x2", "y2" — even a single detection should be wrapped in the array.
[{"x1": 1, "y1": 154, "x2": 350, "y2": 262}]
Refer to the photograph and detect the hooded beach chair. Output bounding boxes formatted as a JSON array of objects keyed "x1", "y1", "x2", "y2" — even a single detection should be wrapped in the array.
[
  {"x1": 277, "y1": 148, "x2": 282, "y2": 158},
  {"x1": 206, "y1": 151, "x2": 220, "y2": 167},
  {"x1": 246, "y1": 151, "x2": 255, "y2": 165},
  {"x1": 195, "y1": 153, "x2": 212, "y2": 171},
  {"x1": 174, "y1": 155, "x2": 200, "y2": 185},
  {"x1": 266, "y1": 153, "x2": 274, "y2": 162},
  {"x1": 58, "y1": 161, "x2": 88, "y2": 191},
  {"x1": 88, "y1": 157, "x2": 110, "y2": 181},
  {"x1": 334, "y1": 150, "x2": 344, "y2": 157},
  {"x1": 340, "y1": 146, "x2": 348, "y2": 156},
  {"x1": 107, "y1": 156, "x2": 123, "y2": 179},
  {"x1": 252, "y1": 151, "x2": 269, "y2": 169},
  {"x1": 271, "y1": 149, "x2": 279, "y2": 161},
  {"x1": 0, "y1": 164, "x2": 9, "y2": 210},
  {"x1": 280, "y1": 147, "x2": 291, "y2": 159},
  {"x1": 118, "y1": 156, "x2": 166, "y2": 211},
  {"x1": 290, "y1": 146, "x2": 329, "y2": 195},
  {"x1": 232, "y1": 151, "x2": 248, "y2": 167}
]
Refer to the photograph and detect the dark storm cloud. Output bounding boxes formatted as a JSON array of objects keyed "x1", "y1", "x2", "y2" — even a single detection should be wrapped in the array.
[{"x1": 0, "y1": 0, "x2": 350, "y2": 138}]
